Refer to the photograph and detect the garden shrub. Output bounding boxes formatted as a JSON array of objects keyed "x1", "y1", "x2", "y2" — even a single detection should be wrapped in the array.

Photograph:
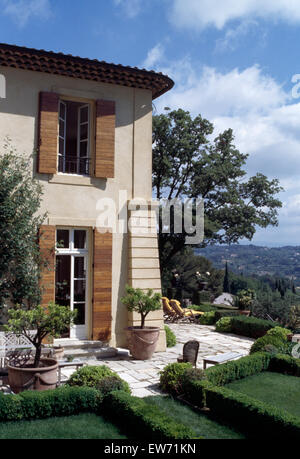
[
  {"x1": 205, "y1": 353, "x2": 271, "y2": 386},
  {"x1": 96, "y1": 376, "x2": 131, "y2": 396},
  {"x1": 250, "y1": 335, "x2": 290, "y2": 355},
  {"x1": 189, "y1": 304, "x2": 217, "y2": 313},
  {"x1": 267, "y1": 326, "x2": 292, "y2": 341},
  {"x1": 269, "y1": 354, "x2": 300, "y2": 376},
  {"x1": 199, "y1": 311, "x2": 216, "y2": 325},
  {"x1": 0, "y1": 392, "x2": 23, "y2": 421},
  {"x1": 215, "y1": 317, "x2": 232, "y2": 333},
  {"x1": 102, "y1": 390, "x2": 195, "y2": 440},
  {"x1": 204, "y1": 384, "x2": 300, "y2": 438},
  {"x1": 159, "y1": 362, "x2": 193, "y2": 396},
  {"x1": 164, "y1": 325, "x2": 177, "y2": 347},
  {"x1": 214, "y1": 310, "x2": 240, "y2": 321},
  {"x1": 67, "y1": 365, "x2": 122, "y2": 388},
  {"x1": 0, "y1": 386, "x2": 100, "y2": 422},
  {"x1": 230, "y1": 316, "x2": 277, "y2": 339}
]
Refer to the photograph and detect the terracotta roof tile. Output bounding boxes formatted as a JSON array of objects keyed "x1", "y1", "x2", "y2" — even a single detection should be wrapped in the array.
[{"x1": 0, "y1": 43, "x2": 174, "y2": 99}]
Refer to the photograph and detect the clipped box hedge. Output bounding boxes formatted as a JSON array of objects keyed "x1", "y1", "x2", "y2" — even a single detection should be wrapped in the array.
[
  {"x1": 230, "y1": 316, "x2": 277, "y2": 338},
  {"x1": 0, "y1": 386, "x2": 101, "y2": 422},
  {"x1": 176, "y1": 352, "x2": 300, "y2": 438},
  {"x1": 102, "y1": 390, "x2": 196, "y2": 440}
]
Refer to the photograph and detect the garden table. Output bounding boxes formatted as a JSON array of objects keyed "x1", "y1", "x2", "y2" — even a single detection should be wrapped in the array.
[{"x1": 203, "y1": 352, "x2": 243, "y2": 369}]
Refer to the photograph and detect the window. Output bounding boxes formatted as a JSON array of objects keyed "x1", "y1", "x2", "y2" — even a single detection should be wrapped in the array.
[
  {"x1": 58, "y1": 100, "x2": 91, "y2": 176},
  {"x1": 55, "y1": 228, "x2": 89, "y2": 339}
]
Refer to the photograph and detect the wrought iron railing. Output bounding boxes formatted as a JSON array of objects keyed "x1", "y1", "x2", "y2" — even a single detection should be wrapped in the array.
[{"x1": 58, "y1": 157, "x2": 90, "y2": 175}]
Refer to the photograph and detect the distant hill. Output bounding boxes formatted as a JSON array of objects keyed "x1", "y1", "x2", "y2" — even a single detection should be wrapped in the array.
[{"x1": 196, "y1": 244, "x2": 300, "y2": 285}]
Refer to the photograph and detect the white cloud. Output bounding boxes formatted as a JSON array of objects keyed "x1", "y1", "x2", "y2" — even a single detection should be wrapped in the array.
[
  {"x1": 169, "y1": 0, "x2": 300, "y2": 30},
  {"x1": 142, "y1": 44, "x2": 165, "y2": 69},
  {"x1": 215, "y1": 19, "x2": 259, "y2": 52},
  {"x1": 113, "y1": 0, "x2": 142, "y2": 18},
  {"x1": 147, "y1": 47, "x2": 300, "y2": 243},
  {"x1": 1, "y1": 0, "x2": 52, "y2": 27}
]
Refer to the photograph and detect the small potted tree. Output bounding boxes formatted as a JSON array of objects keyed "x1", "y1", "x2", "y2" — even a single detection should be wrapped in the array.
[
  {"x1": 121, "y1": 285, "x2": 162, "y2": 360},
  {"x1": 5, "y1": 303, "x2": 76, "y2": 393}
]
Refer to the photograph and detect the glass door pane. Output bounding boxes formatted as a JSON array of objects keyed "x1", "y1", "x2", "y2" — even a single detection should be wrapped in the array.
[{"x1": 55, "y1": 255, "x2": 71, "y2": 338}]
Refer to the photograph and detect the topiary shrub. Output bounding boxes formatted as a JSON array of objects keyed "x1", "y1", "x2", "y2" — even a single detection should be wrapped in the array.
[
  {"x1": 215, "y1": 317, "x2": 233, "y2": 333},
  {"x1": 159, "y1": 362, "x2": 193, "y2": 396},
  {"x1": 164, "y1": 325, "x2": 177, "y2": 347},
  {"x1": 267, "y1": 326, "x2": 292, "y2": 341},
  {"x1": 67, "y1": 365, "x2": 122, "y2": 388},
  {"x1": 199, "y1": 311, "x2": 216, "y2": 325},
  {"x1": 96, "y1": 376, "x2": 131, "y2": 397},
  {"x1": 250, "y1": 335, "x2": 289, "y2": 355}
]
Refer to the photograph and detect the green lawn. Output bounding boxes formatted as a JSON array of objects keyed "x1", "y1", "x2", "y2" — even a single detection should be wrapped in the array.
[
  {"x1": 0, "y1": 413, "x2": 127, "y2": 439},
  {"x1": 144, "y1": 395, "x2": 245, "y2": 439},
  {"x1": 226, "y1": 371, "x2": 300, "y2": 418}
]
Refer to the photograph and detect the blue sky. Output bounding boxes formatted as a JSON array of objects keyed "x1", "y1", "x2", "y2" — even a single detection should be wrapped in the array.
[{"x1": 1, "y1": 0, "x2": 300, "y2": 246}]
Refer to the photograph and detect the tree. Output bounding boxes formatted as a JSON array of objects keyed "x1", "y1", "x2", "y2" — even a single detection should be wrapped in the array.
[
  {"x1": 0, "y1": 142, "x2": 46, "y2": 316},
  {"x1": 223, "y1": 262, "x2": 230, "y2": 293},
  {"x1": 121, "y1": 285, "x2": 162, "y2": 329},
  {"x1": 153, "y1": 109, "x2": 283, "y2": 273},
  {"x1": 5, "y1": 303, "x2": 76, "y2": 367}
]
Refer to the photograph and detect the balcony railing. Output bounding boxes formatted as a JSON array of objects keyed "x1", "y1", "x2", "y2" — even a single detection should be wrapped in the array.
[{"x1": 58, "y1": 156, "x2": 90, "y2": 176}]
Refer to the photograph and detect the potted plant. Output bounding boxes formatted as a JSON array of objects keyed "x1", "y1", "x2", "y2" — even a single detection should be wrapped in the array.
[
  {"x1": 121, "y1": 285, "x2": 162, "y2": 360},
  {"x1": 236, "y1": 289, "x2": 254, "y2": 316},
  {"x1": 5, "y1": 303, "x2": 76, "y2": 393}
]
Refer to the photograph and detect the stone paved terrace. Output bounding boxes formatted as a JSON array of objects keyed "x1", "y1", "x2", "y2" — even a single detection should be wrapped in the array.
[{"x1": 61, "y1": 323, "x2": 254, "y2": 397}]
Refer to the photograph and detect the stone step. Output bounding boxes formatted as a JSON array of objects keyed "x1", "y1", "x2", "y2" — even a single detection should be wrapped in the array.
[
  {"x1": 61, "y1": 347, "x2": 118, "y2": 360},
  {"x1": 53, "y1": 339, "x2": 105, "y2": 350}
]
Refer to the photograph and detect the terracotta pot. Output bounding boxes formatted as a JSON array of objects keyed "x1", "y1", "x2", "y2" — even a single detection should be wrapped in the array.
[
  {"x1": 239, "y1": 310, "x2": 251, "y2": 317},
  {"x1": 8, "y1": 358, "x2": 58, "y2": 393},
  {"x1": 125, "y1": 327, "x2": 160, "y2": 360}
]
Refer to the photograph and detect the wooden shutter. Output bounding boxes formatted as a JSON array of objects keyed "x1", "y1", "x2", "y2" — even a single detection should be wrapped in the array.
[
  {"x1": 39, "y1": 225, "x2": 56, "y2": 307},
  {"x1": 38, "y1": 92, "x2": 59, "y2": 174},
  {"x1": 95, "y1": 99, "x2": 115, "y2": 179},
  {"x1": 92, "y1": 230, "x2": 113, "y2": 341}
]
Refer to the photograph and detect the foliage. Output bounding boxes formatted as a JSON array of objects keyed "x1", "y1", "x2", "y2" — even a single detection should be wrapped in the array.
[
  {"x1": 250, "y1": 335, "x2": 290, "y2": 355},
  {"x1": 153, "y1": 109, "x2": 283, "y2": 273},
  {"x1": 4, "y1": 303, "x2": 76, "y2": 367},
  {"x1": 121, "y1": 285, "x2": 161, "y2": 329},
  {"x1": 67, "y1": 365, "x2": 123, "y2": 389},
  {"x1": 269, "y1": 354, "x2": 300, "y2": 376},
  {"x1": 159, "y1": 362, "x2": 193, "y2": 396},
  {"x1": 230, "y1": 316, "x2": 277, "y2": 339},
  {"x1": 266, "y1": 326, "x2": 292, "y2": 341},
  {"x1": 204, "y1": 383, "x2": 300, "y2": 438},
  {"x1": 0, "y1": 386, "x2": 100, "y2": 422},
  {"x1": 205, "y1": 353, "x2": 271, "y2": 386},
  {"x1": 161, "y1": 248, "x2": 223, "y2": 300},
  {"x1": 96, "y1": 376, "x2": 131, "y2": 396},
  {"x1": 215, "y1": 317, "x2": 233, "y2": 333},
  {"x1": 164, "y1": 325, "x2": 177, "y2": 347},
  {"x1": 199, "y1": 311, "x2": 216, "y2": 325},
  {"x1": 0, "y1": 142, "x2": 46, "y2": 317},
  {"x1": 102, "y1": 390, "x2": 196, "y2": 440},
  {"x1": 235, "y1": 289, "x2": 255, "y2": 311}
]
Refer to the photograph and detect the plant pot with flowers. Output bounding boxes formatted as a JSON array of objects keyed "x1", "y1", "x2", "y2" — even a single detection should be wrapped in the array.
[
  {"x1": 121, "y1": 286, "x2": 162, "y2": 360},
  {"x1": 5, "y1": 303, "x2": 76, "y2": 393}
]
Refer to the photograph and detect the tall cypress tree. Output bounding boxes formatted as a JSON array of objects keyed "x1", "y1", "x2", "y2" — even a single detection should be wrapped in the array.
[{"x1": 223, "y1": 262, "x2": 230, "y2": 293}]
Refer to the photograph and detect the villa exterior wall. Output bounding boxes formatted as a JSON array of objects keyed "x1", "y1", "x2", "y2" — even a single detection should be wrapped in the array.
[{"x1": 0, "y1": 65, "x2": 166, "y2": 351}]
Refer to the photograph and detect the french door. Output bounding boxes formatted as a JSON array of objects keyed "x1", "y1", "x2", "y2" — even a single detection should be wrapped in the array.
[{"x1": 55, "y1": 228, "x2": 89, "y2": 339}]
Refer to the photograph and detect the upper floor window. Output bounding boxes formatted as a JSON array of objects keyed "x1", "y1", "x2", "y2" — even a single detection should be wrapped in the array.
[
  {"x1": 38, "y1": 92, "x2": 115, "y2": 179},
  {"x1": 58, "y1": 100, "x2": 91, "y2": 176}
]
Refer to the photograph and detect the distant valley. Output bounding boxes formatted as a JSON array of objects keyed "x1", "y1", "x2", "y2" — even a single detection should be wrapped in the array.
[{"x1": 196, "y1": 245, "x2": 300, "y2": 285}]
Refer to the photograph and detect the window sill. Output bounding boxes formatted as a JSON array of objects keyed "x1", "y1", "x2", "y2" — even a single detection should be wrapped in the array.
[{"x1": 49, "y1": 174, "x2": 94, "y2": 187}]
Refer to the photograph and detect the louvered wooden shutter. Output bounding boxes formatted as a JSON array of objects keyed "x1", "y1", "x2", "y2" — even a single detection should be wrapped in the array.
[
  {"x1": 39, "y1": 225, "x2": 56, "y2": 307},
  {"x1": 95, "y1": 99, "x2": 115, "y2": 179},
  {"x1": 38, "y1": 92, "x2": 59, "y2": 174},
  {"x1": 92, "y1": 230, "x2": 113, "y2": 341}
]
